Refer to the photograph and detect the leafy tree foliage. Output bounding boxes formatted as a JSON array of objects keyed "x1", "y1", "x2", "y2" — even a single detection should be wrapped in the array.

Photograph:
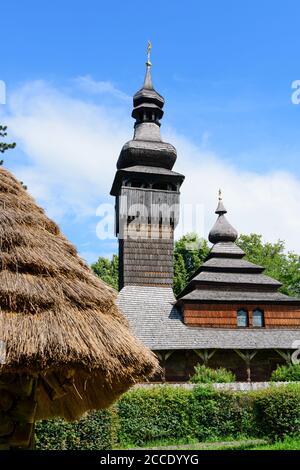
[
  {"x1": 173, "y1": 251, "x2": 187, "y2": 297},
  {"x1": 237, "y1": 234, "x2": 300, "y2": 297},
  {"x1": 91, "y1": 254, "x2": 118, "y2": 290},
  {"x1": 173, "y1": 233, "x2": 209, "y2": 295}
]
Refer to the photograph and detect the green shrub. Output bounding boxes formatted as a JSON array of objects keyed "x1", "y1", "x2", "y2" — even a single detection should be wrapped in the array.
[
  {"x1": 35, "y1": 409, "x2": 114, "y2": 450},
  {"x1": 252, "y1": 384, "x2": 300, "y2": 440},
  {"x1": 190, "y1": 364, "x2": 236, "y2": 383},
  {"x1": 270, "y1": 363, "x2": 300, "y2": 382}
]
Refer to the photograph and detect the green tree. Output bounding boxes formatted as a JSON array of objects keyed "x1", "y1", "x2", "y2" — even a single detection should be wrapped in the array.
[
  {"x1": 0, "y1": 126, "x2": 26, "y2": 187},
  {"x1": 91, "y1": 254, "x2": 119, "y2": 290},
  {"x1": 237, "y1": 234, "x2": 300, "y2": 297},
  {"x1": 173, "y1": 252, "x2": 187, "y2": 296},
  {"x1": 173, "y1": 233, "x2": 209, "y2": 295},
  {"x1": 0, "y1": 125, "x2": 16, "y2": 157}
]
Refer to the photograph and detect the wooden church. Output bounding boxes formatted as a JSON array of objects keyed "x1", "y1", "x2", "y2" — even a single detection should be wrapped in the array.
[{"x1": 110, "y1": 50, "x2": 300, "y2": 382}]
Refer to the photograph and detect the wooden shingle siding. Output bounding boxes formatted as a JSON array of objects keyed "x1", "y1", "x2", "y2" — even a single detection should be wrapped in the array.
[
  {"x1": 183, "y1": 303, "x2": 300, "y2": 328},
  {"x1": 120, "y1": 234, "x2": 174, "y2": 288}
]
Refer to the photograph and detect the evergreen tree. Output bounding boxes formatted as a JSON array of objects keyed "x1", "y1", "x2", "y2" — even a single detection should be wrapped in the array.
[{"x1": 0, "y1": 125, "x2": 16, "y2": 156}]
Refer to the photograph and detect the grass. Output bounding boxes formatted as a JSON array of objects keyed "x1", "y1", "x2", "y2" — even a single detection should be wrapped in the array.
[
  {"x1": 126, "y1": 436, "x2": 300, "y2": 451},
  {"x1": 120, "y1": 436, "x2": 199, "y2": 449},
  {"x1": 248, "y1": 437, "x2": 300, "y2": 450},
  {"x1": 126, "y1": 437, "x2": 264, "y2": 450}
]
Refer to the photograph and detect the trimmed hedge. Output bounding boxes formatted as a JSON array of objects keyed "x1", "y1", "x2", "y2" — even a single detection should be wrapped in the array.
[
  {"x1": 190, "y1": 386, "x2": 254, "y2": 441},
  {"x1": 35, "y1": 409, "x2": 115, "y2": 450},
  {"x1": 117, "y1": 386, "x2": 192, "y2": 446},
  {"x1": 252, "y1": 384, "x2": 300, "y2": 440},
  {"x1": 35, "y1": 384, "x2": 300, "y2": 448}
]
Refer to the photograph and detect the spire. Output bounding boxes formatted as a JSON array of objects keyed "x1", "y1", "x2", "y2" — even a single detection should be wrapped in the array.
[
  {"x1": 143, "y1": 40, "x2": 153, "y2": 90},
  {"x1": 208, "y1": 191, "x2": 238, "y2": 244},
  {"x1": 146, "y1": 40, "x2": 152, "y2": 66},
  {"x1": 215, "y1": 189, "x2": 227, "y2": 215}
]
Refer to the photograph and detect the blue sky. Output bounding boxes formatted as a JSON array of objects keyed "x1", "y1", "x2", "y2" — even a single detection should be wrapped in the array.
[{"x1": 1, "y1": 1, "x2": 300, "y2": 262}]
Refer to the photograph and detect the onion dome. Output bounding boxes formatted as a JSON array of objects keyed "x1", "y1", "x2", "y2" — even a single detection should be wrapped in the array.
[
  {"x1": 208, "y1": 190, "x2": 238, "y2": 244},
  {"x1": 117, "y1": 42, "x2": 177, "y2": 171}
]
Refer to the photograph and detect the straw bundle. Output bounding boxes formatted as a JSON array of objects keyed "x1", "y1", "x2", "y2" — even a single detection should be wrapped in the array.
[{"x1": 0, "y1": 167, "x2": 158, "y2": 422}]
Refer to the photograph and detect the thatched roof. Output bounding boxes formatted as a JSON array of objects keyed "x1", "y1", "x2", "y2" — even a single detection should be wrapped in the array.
[{"x1": 0, "y1": 168, "x2": 158, "y2": 420}]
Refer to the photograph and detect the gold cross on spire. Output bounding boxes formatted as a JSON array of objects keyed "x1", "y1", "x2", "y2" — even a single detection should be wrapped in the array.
[
  {"x1": 146, "y1": 40, "x2": 152, "y2": 66},
  {"x1": 218, "y1": 188, "x2": 222, "y2": 200}
]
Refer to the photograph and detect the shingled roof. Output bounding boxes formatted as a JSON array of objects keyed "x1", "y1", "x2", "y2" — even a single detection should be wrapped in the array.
[{"x1": 117, "y1": 286, "x2": 300, "y2": 350}]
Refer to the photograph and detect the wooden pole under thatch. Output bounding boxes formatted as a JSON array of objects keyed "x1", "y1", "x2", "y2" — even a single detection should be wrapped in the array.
[
  {"x1": 0, "y1": 374, "x2": 37, "y2": 449},
  {"x1": 0, "y1": 168, "x2": 158, "y2": 448}
]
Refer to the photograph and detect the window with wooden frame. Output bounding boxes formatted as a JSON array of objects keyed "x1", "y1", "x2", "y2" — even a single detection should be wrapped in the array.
[
  {"x1": 237, "y1": 309, "x2": 249, "y2": 327},
  {"x1": 252, "y1": 308, "x2": 264, "y2": 327}
]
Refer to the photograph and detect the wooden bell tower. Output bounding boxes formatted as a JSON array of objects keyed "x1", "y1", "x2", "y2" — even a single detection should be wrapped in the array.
[{"x1": 111, "y1": 45, "x2": 184, "y2": 290}]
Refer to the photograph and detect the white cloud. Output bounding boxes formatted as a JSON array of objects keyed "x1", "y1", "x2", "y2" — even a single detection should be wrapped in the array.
[
  {"x1": 2, "y1": 79, "x2": 300, "y2": 254},
  {"x1": 170, "y1": 132, "x2": 300, "y2": 252},
  {"x1": 5, "y1": 80, "x2": 131, "y2": 221},
  {"x1": 74, "y1": 75, "x2": 131, "y2": 102}
]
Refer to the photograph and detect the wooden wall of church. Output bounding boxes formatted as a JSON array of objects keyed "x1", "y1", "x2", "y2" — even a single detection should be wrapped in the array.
[{"x1": 183, "y1": 303, "x2": 300, "y2": 328}]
